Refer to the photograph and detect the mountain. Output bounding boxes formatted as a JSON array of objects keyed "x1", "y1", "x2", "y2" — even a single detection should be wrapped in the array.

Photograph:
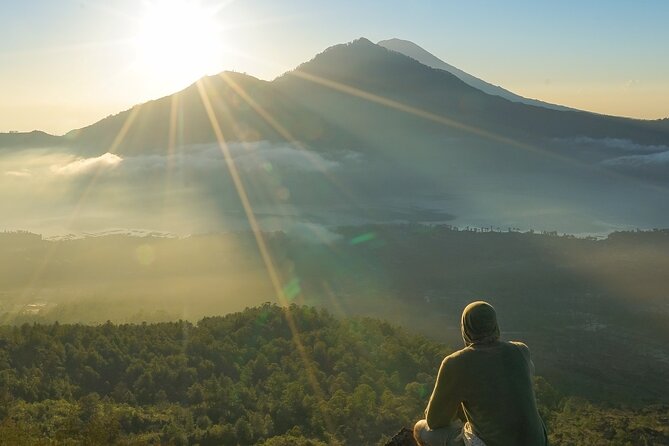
[
  {"x1": 378, "y1": 38, "x2": 573, "y2": 112},
  {"x1": 78, "y1": 38, "x2": 669, "y2": 157},
  {"x1": 0, "y1": 130, "x2": 63, "y2": 150},
  {"x1": 3, "y1": 37, "x2": 668, "y2": 154},
  {"x1": 2, "y1": 38, "x2": 669, "y2": 234},
  {"x1": 61, "y1": 71, "x2": 357, "y2": 156},
  {"x1": 275, "y1": 39, "x2": 669, "y2": 146}
]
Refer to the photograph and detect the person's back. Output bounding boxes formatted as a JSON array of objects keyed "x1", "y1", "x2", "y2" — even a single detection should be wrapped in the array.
[{"x1": 414, "y1": 301, "x2": 548, "y2": 446}]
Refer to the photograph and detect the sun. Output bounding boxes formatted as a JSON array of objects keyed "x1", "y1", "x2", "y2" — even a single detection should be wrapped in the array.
[{"x1": 134, "y1": 0, "x2": 224, "y2": 90}]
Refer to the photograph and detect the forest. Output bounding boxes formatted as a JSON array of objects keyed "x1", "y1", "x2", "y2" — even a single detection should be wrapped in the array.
[
  {"x1": 2, "y1": 226, "x2": 669, "y2": 405},
  {"x1": 0, "y1": 305, "x2": 667, "y2": 445}
]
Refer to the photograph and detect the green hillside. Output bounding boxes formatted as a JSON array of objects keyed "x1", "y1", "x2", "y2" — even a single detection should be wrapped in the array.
[
  {"x1": 3, "y1": 226, "x2": 668, "y2": 404},
  {"x1": 0, "y1": 305, "x2": 666, "y2": 445}
]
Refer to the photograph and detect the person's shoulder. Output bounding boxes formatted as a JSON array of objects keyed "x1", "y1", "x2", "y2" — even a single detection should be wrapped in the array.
[
  {"x1": 508, "y1": 340, "x2": 530, "y2": 352},
  {"x1": 508, "y1": 341, "x2": 532, "y2": 359},
  {"x1": 442, "y1": 346, "x2": 475, "y2": 364}
]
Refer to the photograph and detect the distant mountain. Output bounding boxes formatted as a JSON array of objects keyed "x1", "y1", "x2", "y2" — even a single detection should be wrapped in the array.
[
  {"x1": 59, "y1": 71, "x2": 357, "y2": 155},
  {"x1": 273, "y1": 38, "x2": 669, "y2": 150},
  {"x1": 0, "y1": 130, "x2": 62, "y2": 150},
  {"x1": 2, "y1": 38, "x2": 669, "y2": 234},
  {"x1": 2, "y1": 37, "x2": 669, "y2": 155},
  {"x1": 378, "y1": 38, "x2": 572, "y2": 112}
]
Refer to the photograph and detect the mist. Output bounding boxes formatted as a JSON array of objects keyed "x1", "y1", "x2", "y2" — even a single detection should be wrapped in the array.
[
  {"x1": 0, "y1": 142, "x2": 361, "y2": 237},
  {"x1": 4, "y1": 134, "x2": 669, "y2": 237}
]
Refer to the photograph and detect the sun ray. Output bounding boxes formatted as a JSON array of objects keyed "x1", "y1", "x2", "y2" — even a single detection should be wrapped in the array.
[
  {"x1": 219, "y1": 72, "x2": 342, "y2": 176},
  {"x1": 286, "y1": 69, "x2": 669, "y2": 197},
  {"x1": 195, "y1": 78, "x2": 335, "y2": 432},
  {"x1": 215, "y1": 47, "x2": 667, "y2": 191},
  {"x1": 161, "y1": 93, "x2": 181, "y2": 227},
  {"x1": 217, "y1": 72, "x2": 370, "y2": 230},
  {"x1": 288, "y1": 70, "x2": 576, "y2": 163}
]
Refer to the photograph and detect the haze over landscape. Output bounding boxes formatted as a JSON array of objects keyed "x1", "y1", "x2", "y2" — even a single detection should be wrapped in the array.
[{"x1": 1, "y1": 1, "x2": 668, "y2": 445}]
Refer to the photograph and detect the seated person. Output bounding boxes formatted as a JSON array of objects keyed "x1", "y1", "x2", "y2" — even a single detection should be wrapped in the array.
[{"x1": 414, "y1": 301, "x2": 548, "y2": 446}]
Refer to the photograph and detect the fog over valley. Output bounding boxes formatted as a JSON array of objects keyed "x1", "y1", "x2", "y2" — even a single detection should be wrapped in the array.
[{"x1": 2, "y1": 136, "x2": 669, "y2": 237}]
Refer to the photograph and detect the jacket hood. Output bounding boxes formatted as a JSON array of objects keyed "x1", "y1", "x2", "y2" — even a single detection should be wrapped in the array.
[{"x1": 461, "y1": 301, "x2": 500, "y2": 346}]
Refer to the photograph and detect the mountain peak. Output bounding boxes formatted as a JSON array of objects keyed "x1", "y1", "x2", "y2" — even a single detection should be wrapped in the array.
[
  {"x1": 378, "y1": 38, "x2": 571, "y2": 112},
  {"x1": 278, "y1": 36, "x2": 479, "y2": 98},
  {"x1": 280, "y1": 37, "x2": 400, "y2": 82},
  {"x1": 312, "y1": 37, "x2": 381, "y2": 60},
  {"x1": 349, "y1": 36, "x2": 375, "y2": 46},
  {"x1": 378, "y1": 38, "x2": 456, "y2": 70}
]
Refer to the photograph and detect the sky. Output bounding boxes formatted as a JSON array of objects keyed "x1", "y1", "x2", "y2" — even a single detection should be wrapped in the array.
[{"x1": 1, "y1": 0, "x2": 668, "y2": 135}]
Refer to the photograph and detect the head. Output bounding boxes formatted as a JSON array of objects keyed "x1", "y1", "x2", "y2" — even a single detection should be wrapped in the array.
[{"x1": 461, "y1": 301, "x2": 500, "y2": 346}]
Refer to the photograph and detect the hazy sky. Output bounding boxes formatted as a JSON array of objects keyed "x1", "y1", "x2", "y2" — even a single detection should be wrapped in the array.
[{"x1": 2, "y1": 0, "x2": 668, "y2": 135}]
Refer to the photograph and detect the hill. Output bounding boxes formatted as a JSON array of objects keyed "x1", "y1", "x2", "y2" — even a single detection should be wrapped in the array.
[
  {"x1": 0, "y1": 130, "x2": 63, "y2": 150},
  {"x1": 1, "y1": 226, "x2": 669, "y2": 405},
  {"x1": 1, "y1": 304, "x2": 667, "y2": 445},
  {"x1": 0, "y1": 304, "x2": 449, "y2": 445}
]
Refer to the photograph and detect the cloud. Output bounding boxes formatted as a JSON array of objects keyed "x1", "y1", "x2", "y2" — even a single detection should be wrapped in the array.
[
  {"x1": 556, "y1": 137, "x2": 669, "y2": 153},
  {"x1": 50, "y1": 152, "x2": 123, "y2": 176},
  {"x1": 130, "y1": 142, "x2": 343, "y2": 173},
  {"x1": 0, "y1": 142, "x2": 352, "y2": 187},
  {"x1": 0, "y1": 142, "x2": 362, "y2": 236},
  {"x1": 602, "y1": 150, "x2": 669, "y2": 168},
  {"x1": 54, "y1": 142, "x2": 348, "y2": 180},
  {"x1": 232, "y1": 144, "x2": 340, "y2": 172},
  {"x1": 551, "y1": 137, "x2": 669, "y2": 179},
  {"x1": 4, "y1": 169, "x2": 32, "y2": 178}
]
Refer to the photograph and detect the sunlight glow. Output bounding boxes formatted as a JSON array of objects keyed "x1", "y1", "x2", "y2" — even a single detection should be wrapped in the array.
[
  {"x1": 196, "y1": 77, "x2": 335, "y2": 432},
  {"x1": 134, "y1": 0, "x2": 225, "y2": 90}
]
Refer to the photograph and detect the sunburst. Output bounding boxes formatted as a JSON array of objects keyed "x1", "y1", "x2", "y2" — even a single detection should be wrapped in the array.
[{"x1": 133, "y1": 0, "x2": 225, "y2": 90}]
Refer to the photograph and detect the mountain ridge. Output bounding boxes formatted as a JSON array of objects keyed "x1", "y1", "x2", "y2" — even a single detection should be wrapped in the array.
[
  {"x1": 2, "y1": 37, "x2": 669, "y2": 154},
  {"x1": 378, "y1": 38, "x2": 574, "y2": 112}
]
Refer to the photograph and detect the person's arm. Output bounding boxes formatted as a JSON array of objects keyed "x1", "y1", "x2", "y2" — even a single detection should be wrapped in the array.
[
  {"x1": 424, "y1": 355, "x2": 462, "y2": 429},
  {"x1": 512, "y1": 341, "x2": 535, "y2": 375}
]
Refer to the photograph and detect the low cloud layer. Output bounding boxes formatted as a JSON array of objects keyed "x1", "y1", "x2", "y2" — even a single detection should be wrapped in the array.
[
  {"x1": 0, "y1": 142, "x2": 360, "y2": 236},
  {"x1": 3, "y1": 142, "x2": 347, "y2": 181},
  {"x1": 603, "y1": 150, "x2": 669, "y2": 167},
  {"x1": 552, "y1": 137, "x2": 669, "y2": 181},
  {"x1": 558, "y1": 137, "x2": 669, "y2": 154},
  {"x1": 51, "y1": 152, "x2": 123, "y2": 176},
  {"x1": 3, "y1": 138, "x2": 669, "y2": 237}
]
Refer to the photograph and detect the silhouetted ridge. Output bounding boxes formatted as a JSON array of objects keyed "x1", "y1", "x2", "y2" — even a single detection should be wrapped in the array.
[
  {"x1": 4, "y1": 37, "x2": 669, "y2": 153},
  {"x1": 0, "y1": 130, "x2": 62, "y2": 149},
  {"x1": 378, "y1": 38, "x2": 573, "y2": 111},
  {"x1": 276, "y1": 38, "x2": 669, "y2": 146},
  {"x1": 61, "y1": 70, "x2": 353, "y2": 154},
  {"x1": 281, "y1": 36, "x2": 473, "y2": 95}
]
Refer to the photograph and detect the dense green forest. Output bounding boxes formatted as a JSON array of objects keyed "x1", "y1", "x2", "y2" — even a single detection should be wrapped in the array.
[
  {"x1": 2, "y1": 226, "x2": 669, "y2": 404},
  {"x1": 0, "y1": 305, "x2": 667, "y2": 445}
]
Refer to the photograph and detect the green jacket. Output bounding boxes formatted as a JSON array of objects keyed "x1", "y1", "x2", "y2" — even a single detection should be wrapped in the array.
[{"x1": 425, "y1": 340, "x2": 548, "y2": 446}]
